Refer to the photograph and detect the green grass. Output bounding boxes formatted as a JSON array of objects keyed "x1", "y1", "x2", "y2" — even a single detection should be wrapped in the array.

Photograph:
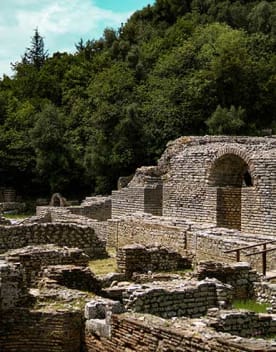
[
  {"x1": 232, "y1": 299, "x2": 270, "y2": 313},
  {"x1": 3, "y1": 212, "x2": 34, "y2": 219},
  {"x1": 89, "y1": 257, "x2": 117, "y2": 275}
]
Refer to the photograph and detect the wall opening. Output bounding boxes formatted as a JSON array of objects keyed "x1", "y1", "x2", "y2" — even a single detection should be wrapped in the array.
[{"x1": 208, "y1": 154, "x2": 253, "y2": 230}]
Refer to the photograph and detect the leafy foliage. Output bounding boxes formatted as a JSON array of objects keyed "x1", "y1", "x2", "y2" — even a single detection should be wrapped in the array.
[{"x1": 1, "y1": 2, "x2": 276, "y2": 196}]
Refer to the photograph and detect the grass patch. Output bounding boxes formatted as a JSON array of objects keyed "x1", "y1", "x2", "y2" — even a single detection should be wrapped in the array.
[
  {"x1": 232, "y1": 299, "x2": 270, "y2": 313},
  {"x1": 89, "y1": 257, "x2": 117, "y2": 275},
  {"x1": 3, "y1": 212, "x2": 34, "y2": 219}
]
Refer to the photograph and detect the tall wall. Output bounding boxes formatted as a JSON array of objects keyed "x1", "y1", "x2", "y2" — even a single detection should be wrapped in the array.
[
  {"x1": 111, "y1": 136, "x2": 276, "y2": 236},
  {"x1": 112, "y1": 187, "x2": 145, "y2": 217}
]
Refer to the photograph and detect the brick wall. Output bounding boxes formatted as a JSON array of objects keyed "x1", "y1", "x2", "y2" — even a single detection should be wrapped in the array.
[
  {"x1": 0, "y1": 308, "x2": 82, "y2": 352},
  {"x1": 216, "y1": 187, "x2": 241, "y2": 230},
  {"x1": 112, "y1": 136, "x2": 276, "y2": 236},
  {"x1": 84, "y1": 313, "x2": 276, "y2": 352}
]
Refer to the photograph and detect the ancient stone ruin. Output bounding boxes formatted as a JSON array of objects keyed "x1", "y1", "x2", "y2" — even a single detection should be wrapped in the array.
[{"x1": 0, "y1": 135, "x2": 276, "y2": 351}]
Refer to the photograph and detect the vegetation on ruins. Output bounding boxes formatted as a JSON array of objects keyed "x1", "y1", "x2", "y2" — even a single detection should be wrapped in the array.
[
  {"x1": 232, "y1": 299, "x2": 271, "y2": 313},
  {"x1": 0, "y1": 0, "x2": 276, "y2": 195}
]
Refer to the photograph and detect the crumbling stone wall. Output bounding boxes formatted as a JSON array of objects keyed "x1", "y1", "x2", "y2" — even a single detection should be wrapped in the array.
[
  {"x1": 195, "y1": 261, "x2": 259, "y2": 299},
  {"x1": 35, "y1": 207, "x2": 109, "y2": 242},
  {"x1": 117, "y1": 244, "x2": 192, "y2": 279},
  {"x1": 0, "y1": 223, "x2": 107, "y2": 258},
  {"x1": 4, "y1": 245, "x2": 90, "y2": 287},
  {"x1": 122, "y1": 280, "x2": 219, "y2": 318},
  {"x1": 210, "y1": 310, "x2": 276, "y2": 338},
  {"x1": 112, "y1": 175, "x2": 163, "y2": 217},
  {"x1": 85, "y1": 313, "x2": 276, "y2": 352},
  {"x1": 106, "y1": 213, "x2": 275, "y2": 273},
  {"x1": 69, "y1": 196, "x2": 112, "y2": 221},
  {"x1": 188, "y1": 228, "x2": 276, "y2": 272},
  {"x1": 255, "y1": 281, "x2": 276, "y2": 313},
  {"x1": 112, "y1": 136, "x2": 276, "y2": 236},
  {"x1": 0, "y1": 261, "x2": 29, "y2": 310}
]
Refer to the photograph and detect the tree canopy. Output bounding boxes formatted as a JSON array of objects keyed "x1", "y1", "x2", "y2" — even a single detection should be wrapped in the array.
[{"x1": 1, "y1": 1, "x2": 276, "y2": 196}]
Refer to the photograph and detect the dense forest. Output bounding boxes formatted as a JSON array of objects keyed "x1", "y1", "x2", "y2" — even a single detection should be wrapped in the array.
[{"x1": 0, "y1": 0, "x2": 276, "y2": 197}]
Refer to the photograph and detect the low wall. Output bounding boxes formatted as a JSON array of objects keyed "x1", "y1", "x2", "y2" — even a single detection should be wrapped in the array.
[
  {"x1": 69, "y1": 196, "x2": 112, "y2": 221},
  {"x1": 107, "y1": 214, "x2": 276, "y2": 274},
  {"x1": 123, "y1": 280, "x2": 218, "y2": 318},
  {"x1": 195, "y1": 261, "x2": 259, "y2": 299},
  {"x1": 85, "y1": 313, "x2": 276, "y2": 352},
  {"x1": 255, "y1": 281, "x2": 276, "y2": 313},
  {"x1": 117, "y1": 244, "x2": 192, "y2": 279},
  {"x1": 211, "y1": 310, "x2": 276, "y2": 337},
  {"x1": 4, "y1": 245, "x2": 90, "y2": 287},
  {"x1": 0, "y1": 223, "x2": 107, "y2": 259},
  {"x1": 36, "y1": 207, "x2": 110, "y2": 242},
  {"x1": 0, "y1": 308, "x2": 82, "y2": 352},
  {"x1": 107, "y1": 214, "x2": 188, "y2": 251},
  {"x1": 187, "y1": 228, "x2": 276, "y2": 273},
  {"x1": 41, "y1": 265, "x2": 101, "y2": 293}
]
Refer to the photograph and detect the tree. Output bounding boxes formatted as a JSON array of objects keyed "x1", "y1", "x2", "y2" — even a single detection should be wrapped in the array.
[
  {"x1": 22, "y1": 28, "x2": 48, "y2": 69},
  {"x1": 31, "y1": 103, "x2": 71, "y2": 192},
  {"x1": 206, "y1": 105, "x2": 245, "y2": 135}
]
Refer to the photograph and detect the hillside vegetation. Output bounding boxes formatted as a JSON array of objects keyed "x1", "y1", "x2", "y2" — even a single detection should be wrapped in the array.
[{"x1": 0, "y1": 0, "x2": 276, "y2": 195}]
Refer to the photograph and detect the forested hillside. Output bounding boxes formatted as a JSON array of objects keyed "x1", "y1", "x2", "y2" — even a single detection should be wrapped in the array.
[{"x1": 0, "y1": 0, "x2": 276, "y2": 196}]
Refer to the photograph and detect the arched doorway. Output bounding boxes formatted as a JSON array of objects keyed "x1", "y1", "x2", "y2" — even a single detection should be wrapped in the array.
[{"x1": 208, "y1": 154, "x2": 253, "y2": 230}]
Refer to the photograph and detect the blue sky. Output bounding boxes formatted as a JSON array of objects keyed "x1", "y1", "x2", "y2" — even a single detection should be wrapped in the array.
[{"x1": 0, "y1": 0, "x2": 155, "y2": 77}]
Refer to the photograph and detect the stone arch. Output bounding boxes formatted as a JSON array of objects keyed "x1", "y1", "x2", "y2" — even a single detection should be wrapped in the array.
[
  {"x1": 49, "y1": 193, "x2": 68, "y2": 207},
  {"x1": 208, "y1": 155, "x2": 254, "y2": 188},
  {"x1": 207, "y1": 149, "x2": 255, "y2": 230}
]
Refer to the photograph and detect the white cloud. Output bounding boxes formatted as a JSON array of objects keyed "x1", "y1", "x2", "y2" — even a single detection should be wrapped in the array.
[{"x1": 0, "y1": 0, "x2": 132, "y2": 76}]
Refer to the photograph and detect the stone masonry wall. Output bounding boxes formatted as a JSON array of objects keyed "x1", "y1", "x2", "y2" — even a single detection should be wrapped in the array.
[
  {"x1": 112, "y1": 136, "x2": 276, "y2": 236},
  {"x1": 188, "y1": 228, "x2": 276, "y2": 273},
  {"x1": 69, "y1": 196, "x2": 112, "y2": 221},
  {"x1": 123, "y1": 280, "x2": 218, "y2": 318},
  {"x1": 0, "y1": 261, "x2": 29, "y2": 310},
  {"x1": 112, "y1": 174, "x2": 163, "y2": 218},
  {"x1": 85, "y1": 313, "x2": 276, "y2": 352},
  {"x1": 117, "y1": 244, "x2": 192, "y2": 278},
  {"x1": 112, "y1": 187, "x2": 145, "y2": 218},
  {"x1": 107, "y1": 213, "x2": 188, "y2": 250},
  {"x1": 0, "y1": 308, "x2": 82, "y2": 352},
  {"x1": 0, "y1": 223, "x2": 107, "y2": 259},
  {"x1": 162, "y1": 137, "x2": 276, "y2": 235},
  {"x1": 211, "y1": 310, "x2": 276, "y2": 338},
  {"x1": 255, "y1": 281, "x2": 276, "y2": 313},
  {"x1": 4, "y1": 245, "x2": 90, "y2": 287},
  {"x1": 36, "y1": 206, "x2": 109, "y2": 242},
  {"x1": 195, "y1": 261, "x2": 259, "y2": 299},
  {"x1": 106, "y1": 213, "x2": 275, "y2": 273}
]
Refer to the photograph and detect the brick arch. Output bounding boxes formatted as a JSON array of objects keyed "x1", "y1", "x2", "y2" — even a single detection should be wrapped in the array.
[{"x1": 207, "y1": 147, "x2": 255, "y2": 187}]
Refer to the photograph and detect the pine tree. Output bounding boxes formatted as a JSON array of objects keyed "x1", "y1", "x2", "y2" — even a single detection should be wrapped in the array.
[{"x1": 23, "y1": 28, "x2": 48, "y2": 69}]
